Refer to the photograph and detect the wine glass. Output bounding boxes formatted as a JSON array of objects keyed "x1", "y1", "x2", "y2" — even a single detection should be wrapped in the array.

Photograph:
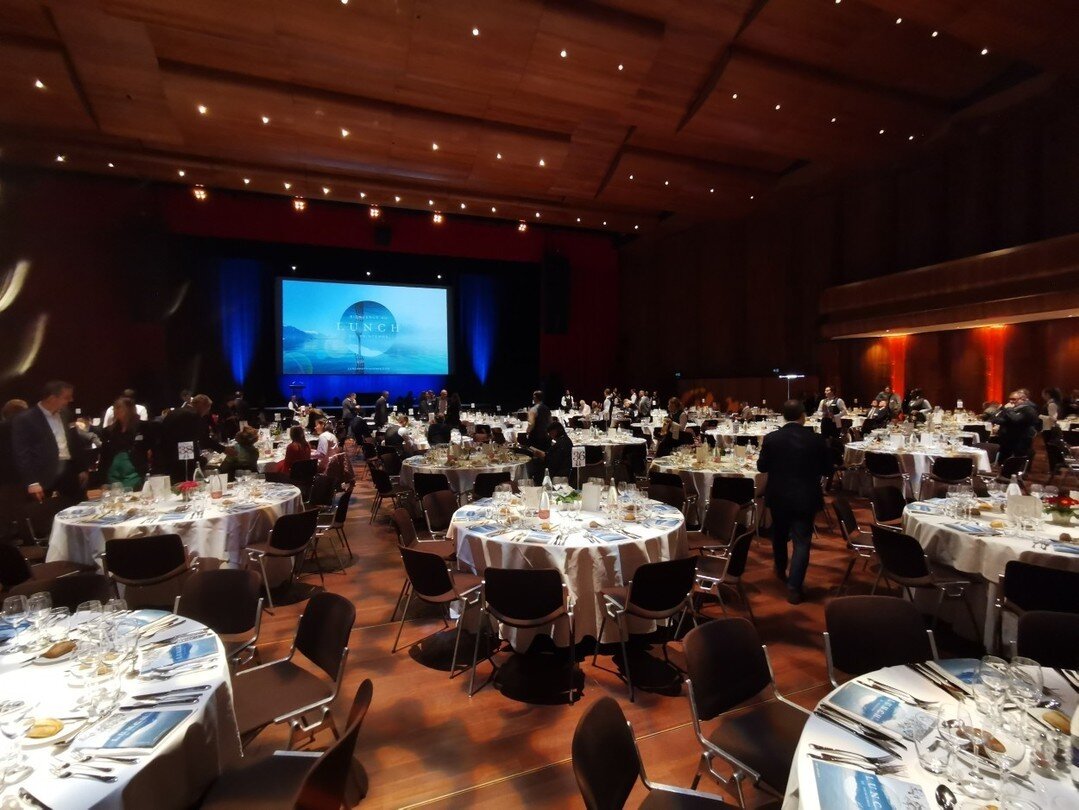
[
  {"x1": 982, "y1": 713, "x2": 1036, "y2": 810},
  {"x1": 938, "y1": 702, "x2": 972, "y2": 784},
  {"x1": 25, "y1": 592, "x2": 52, "y2": 651},
  {"x1": 959, "y1": 703, "x2": 995, "y2": 800},
  {"x1": 975, "y1": 655, "x2": 1009, "y2": 720},
  {"x1": 2, "y1": 595, "x2": 29, "y2": 652},
  {"x1": 1008, "y1": 657, "x2": 1043, "y2": 724},
  {"x1": 0, "y1": 700, "x2": 36, "y2": 778}
]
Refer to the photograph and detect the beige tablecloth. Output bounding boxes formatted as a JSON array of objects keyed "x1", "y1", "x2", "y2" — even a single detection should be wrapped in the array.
[{"x1": 400, "y1": 456, "x2": 528, "y2": 494}]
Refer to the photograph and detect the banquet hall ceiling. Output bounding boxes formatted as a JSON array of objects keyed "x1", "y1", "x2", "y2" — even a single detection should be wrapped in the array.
[{"x1": 0, "y1": 0, "x2": 1074, "y2": 234}]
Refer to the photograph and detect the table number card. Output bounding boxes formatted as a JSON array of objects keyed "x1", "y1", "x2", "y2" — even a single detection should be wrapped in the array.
[
  {"x1": 571, "y1": 446, "x2": 586, "y2": 468},
  {"x1": 177, "y1": 441, "x2": 195, "y2": 461}
]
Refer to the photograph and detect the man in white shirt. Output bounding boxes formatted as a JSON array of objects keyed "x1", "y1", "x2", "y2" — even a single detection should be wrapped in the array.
[
  {"x1": 816, "y1": 386, "x2": 847, "y2": 428},
  {"x1": 102, "y1": 388, "x2": 148, "y2": 427}
]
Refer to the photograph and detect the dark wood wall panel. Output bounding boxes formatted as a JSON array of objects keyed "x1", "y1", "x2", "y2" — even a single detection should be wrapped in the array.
[{"x1": 618, "y1": 90, "x2": 1079, "y2": 400}]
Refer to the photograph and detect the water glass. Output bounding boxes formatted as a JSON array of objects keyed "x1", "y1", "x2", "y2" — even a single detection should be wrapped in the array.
[
  {"x1": 915, "y1": 714, "x2": 951, "y2": 775},
  {"x1": 2, "y1": 595, "x2": 29, "y2": 652},
  {"x1": 26, "y1": 592, "x2": 52, "y2": 650},
  {"x1": 975, "y1": 655, "x2": 1009, "y2": 718},
  {"x1": 938, "y1": 702, "x2": 972, "y2": 783}
]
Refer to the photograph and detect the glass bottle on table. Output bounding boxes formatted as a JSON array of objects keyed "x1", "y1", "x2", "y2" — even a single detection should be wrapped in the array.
[{"x1": 537, "y1": 488, "x2": 550, "y2": 520}]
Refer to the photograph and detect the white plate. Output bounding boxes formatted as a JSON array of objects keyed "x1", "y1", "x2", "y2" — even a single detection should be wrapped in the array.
[
  {"x1": 32, "y1": 645, "x2": 76, "y2": 665},
  {"x1": 23, "y1": 717, "x2": 87, "y2": 748}
]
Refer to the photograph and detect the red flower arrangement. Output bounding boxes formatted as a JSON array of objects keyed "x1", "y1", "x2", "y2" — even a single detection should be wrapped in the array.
[{"x1": 1043, "y1": 495, "x2": 1077, "y2": 516}]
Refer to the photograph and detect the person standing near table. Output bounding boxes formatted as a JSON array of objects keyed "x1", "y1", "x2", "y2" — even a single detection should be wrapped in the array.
[
  {"x1": 340, "y1": 392, "x2": 357, "y2": 430},
  {"x1": 436, "y1": 390, "x2": 449, "y2": 419},
  {"x1": 757, "y1": 399, "x2": 832, "y2": 605},
  {"x1": 446, "y1": 392, "x2": 462, "y2": 429},
  {"x1": 314, "y1": 417, "x2": 338, "y2": 459},
  {"x1": 100, "y1": 396, "x2": 152, "y2": 490},
  {"x1": 157, "y1": 394, "x2": 228, "y2": 482},
  {"x1": 873, "y1": 384, "x2": 901, "y2": 416},
  {"x1": 992, "y1": 389, "x2": 1041, "y2": 464},
  {"x1": 374, "y1": 391, "x2": 389, "y2": 428},
  {"x1": 906, "y1": 388, "x2": 932, "y2": 424},
  {"x1": 525, "y1": 421, "x2": 573, "y2": 481},
  {"x1": 560, "y1": 390, "x2": 574, "y2": 411},
  {"x1": 637, "y1": 391, "x2": 652, "y2": 419},
  {"x1": 12, "y1": 380, "x2": 91, "y2": 504},
  {"x1": 815, "y1": 386, "x2": 846, "y2": 428}
]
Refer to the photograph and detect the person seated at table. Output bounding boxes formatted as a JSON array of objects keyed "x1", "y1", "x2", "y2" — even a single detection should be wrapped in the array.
[
  {"x1": 219, "y1": 426, "x2": 259, "y2": 480},
  {"x1": 100, "y1": 396, "x2": 152, "y2": 490},
  {"x1": 981, "y1": 401, "x2": 1003, "y2": 421},
  {"x1": 862, "y1": 399, "x2": 892, "y2": 433},
  {"x1": 427, "y1": 414, "x2": 452, "y2": 445},
  {"x1": 739, "y1": 401, "x2": 753, "y2": 420},
  {"x1": 276, "y1": 426, "x2": 311, "y2": 475},
  {"x1": 577, "y1": 400, "x2": 592, "y2": 421},
  {"x1": 384, "y1": 415, "x2": 421, "y2": 457},
  {"x1": 991, "y1": 389, "x2": 1041, "y2": 465},
  {"x1": 906, "y1": 388, "x2": 932, "y2": 424},
  {"x1": 314, "y1": 418, "x2": 338, "y2": 459},
  {"x1": 873, "y1": 384, "x2": 902, "y2": 416},
  {"x1": 521, "y1": 421, "x2": 574, "y2": 483}
]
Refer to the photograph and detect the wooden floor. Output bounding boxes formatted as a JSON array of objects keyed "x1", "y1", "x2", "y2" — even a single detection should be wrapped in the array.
[{"x1": 241, "y1": 462, "x2": 1018, "y2": 809}]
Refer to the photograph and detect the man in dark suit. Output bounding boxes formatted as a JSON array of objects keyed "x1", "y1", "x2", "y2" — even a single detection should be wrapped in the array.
[
  {"x1": 373, "y1": 391, "x2": 389, "y2": 428},
  {"x1": 156, "y1": 394, "x2": 228, "y2": 482},
  {"x1": 340, "y1": 392, "x2": 357, "y2": 431},
  {"x1": 12, "y1": 380, "x2": 91, "y2": 504},
  {"x1": 757, "y1": 399, "x2": 833, "y2": 605},
  {"x1": 991, "y1": 388, "x2": 1041, "y2": 464},
  {"x1": 426, "y1": 414, "x2": 452, "y2": 445},
  {"x1": 522, "y1": 390, "x2": 552, "y2": 481}
]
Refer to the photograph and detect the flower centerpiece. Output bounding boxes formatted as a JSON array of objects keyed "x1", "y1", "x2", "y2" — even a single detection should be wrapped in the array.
[
  {"x1": 173, "y1": 480, "x2": 200, "y2": 502},
  {"x1": 1043, "y1": 495, "x2": 1076, "y2": 526}
]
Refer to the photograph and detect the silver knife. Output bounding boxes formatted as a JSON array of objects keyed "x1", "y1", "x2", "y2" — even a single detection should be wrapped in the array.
[{"x1": 19, "y1": 789, "x2": 52, "y2": 810}]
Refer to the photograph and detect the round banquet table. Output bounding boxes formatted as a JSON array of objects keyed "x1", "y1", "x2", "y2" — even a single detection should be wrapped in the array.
[
  {"x1": 400, "y1": 454, "x2": 528, "y2": 494},
  {"x1": 0, "y1": 610, "x2": 240, "y2": 810},
  {"x1": 449, "y1": 496, "x2": 688, "y2": 645},
  {"x1": 902, "y1": 500, "x2": 1079, "y2": 650},
  {"x1": 46, "y1": 483, "x2": 303, "y2": 568},
  {"x1": 565, "y1": 430, "x2": 647, "y2": 467},
  {"x1": 649, "y1": 455, "x2": 766, "y2": 524},
  {"x1": 842, "y1": 441, "x2": 990, "y2": 497},
  {"x1": 705, "y1": 424, "x2": 777, "y2": 446},
  {"x1": 782, "y1": 660, "x2": 1078, "y2": 810}
]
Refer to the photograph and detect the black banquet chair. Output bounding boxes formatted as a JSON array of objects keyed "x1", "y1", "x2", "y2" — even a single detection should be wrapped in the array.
[
  {"x1": 245, "y1": 509, "x2": 320, "y2": 611},
  {"x1": 1015, "y1": 611, "x2": 1079, "y2": 670},
  {"x1": 593, "y1": 557, "x2": 699, "y2": 702},
  {"x1": 831, "y1": 496, "x2": 879, "y2": 594},
  {"x1": 201, "y1": 679, "x2": 372, "y2": 810},
  {"x1": 684, "y1": 618, "x2": 809, "y2": 806},
  {"x1": 996, "y1": 561, "x2": 1079, "y2": 654},
  {"x1": 863, "y1": 451, "x2": 911, "y2": 499},
  {"x1": 174, "y1": 568, "x2": 264, "y2": 667},
  {"x1": 572, "y1": 696, "x2": 739, "y2": 810},
  {"x1": 101, "y1": 534, "x2": 195, "y2": 610},
  {"x1": 232, "y1": 592, "x2": 355, "y2": 750},
  {"x1": 824, "y1": 595, "x2": 938, "y2": 687},
  {"x1": 470, "y1": 566, "x2": 576, "y2": 702},
  {"x1": 44, "y1": 573, "x2": 114, "y2": 612}
]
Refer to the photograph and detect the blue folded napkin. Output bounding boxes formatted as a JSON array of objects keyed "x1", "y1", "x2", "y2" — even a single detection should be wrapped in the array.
[
  {"x1": 472, "y1": 498, "x2": 495, "y2": 507},
  {"x1": 649, "y1": 517, "x2": 683, "y2": 529},
  {"x1": 1051, "y1": 543, "x2": 1079, "y2": 555},
  {"x1": 525, "y1": 531, "x2": 555, "y2": 542},
  {"x1": 81, "y1": 514, "x2": 130, "y2": 526},
  {"x1": 907, "y1": 503, "x2": 938, "y2": 514},
  {"x1": 466, "y1": 524, "x2": 501, "y2": 535},
  {"x1": 592, "y1": 531, "x2": 627, "y2": 543},
  {"x1": 945, "y1": 522, "x2": 995, "y2": 536}
]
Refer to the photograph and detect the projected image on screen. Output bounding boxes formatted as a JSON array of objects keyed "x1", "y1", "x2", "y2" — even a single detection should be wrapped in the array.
[{"x1": 280, "y1": 279, "x2": 449, "y2": 375}]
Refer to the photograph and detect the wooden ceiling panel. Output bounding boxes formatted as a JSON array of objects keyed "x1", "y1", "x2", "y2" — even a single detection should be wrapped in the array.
[
  {"x1": 49, "y1": 4, "x2": 182, "y2": 144},
  {"x1": 406, "y1": 0, "x2": 540, "y2": 96},
  {"x1": 0, "y1": 0, "x2": 1068, "y2": 235},
  {"x1": 743, "y1": 0, "x2": 1005, "y2": 103},
  {"x1": 0, "y1": 42, "x2": 95, "y2": 133}
]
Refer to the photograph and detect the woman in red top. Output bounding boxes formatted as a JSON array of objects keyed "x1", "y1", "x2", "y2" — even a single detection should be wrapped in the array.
[{"x1": 277, "y1": 425, "x2": 311, "y2": 474}]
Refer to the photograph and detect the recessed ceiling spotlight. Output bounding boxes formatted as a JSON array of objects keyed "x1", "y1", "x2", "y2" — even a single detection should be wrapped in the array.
[
  {"x1": 369, "y1": 206, "x2": 380, "y2": 218},
  {"x1": 731, "y1": 93, "x2": 738, "y2": 99},
  {"x1": 359, "y1": 192, "x2": 366, "y2": 199},
  {"x1": 460, "y1": 203, "x2": 466, "y2": 209},
  {"x1": 177, "y1": 169, "x2": 185, "y2": 177},
  {"x1": 432, "y1": 212, "x2": 443, "y2": 224},
  {"x1": 432, "y1": 142, "x2": 439, "y2": 150},
  {"x1": 192, "y1": 185, "x2": 208, "y2": 201},
  {"x1": 340, "y1": 128, "x2": 350, "y2": 137},
  {"x1": 340, "y1": 0, "x2": 348, "y2": 4},
  {"x1": 518, "y1": 221, "x2": 527, "y2": 232},
  {"x1": 108, "y1": 162, "x2": 115, "y2": 168},
  {"x1": 576, "y1": 217, "x2": 581, "y2": 222},
  {"x1": 895, "y1": 17, "x2": 902, "y2": 24},
  {"x1": 908, "y1": 134, "x2": 915, "y2": 141},
  {"x1": 197, "y1": 104, "x2": 208, "y2": 115},
  {"x1": 428, "y1": 199, "x2": 434, "y2": 206},
  {"x1": 243, "y1": 178, "x2": 250, "y2": 184},
  {"x1": 634, "y1": 225, "x2": 639, "y2": 230},
  {"x1": 878, "y1": 128, "x2": 885, "y2": 135},
  {"x1": 664, "y1": 180, "x2": 669, "y2": 186},
  {"x1": 472, "y1": 27, "x2": 480, "y2": 36},
  {"x1": 491, "y1": 206, "x2": 497, "y2": 213},
  {"x1": 618, "y1": 64, "x2": 624, "y2": 71},
  {"x1": 283, "y1": 181, "x2": 291, "y2": 189},
  {"x1": 538, "y1": 158, "x2": 545, "y2": 167},
  {"x1": 291, "y1": 265, "x2": 297, "y2": 270},
  {"x1": 709, "y1": 188, "x2": 714, "y2": 193},
  {"x1": 365, "y1": 271, "x2": 372, "y2": 277},
  {"x1": 437, "y1": 274, "x2": 442, "y2": 279},
  {"x1": 261, "y1": 115, "x2": 270, "y2": 124},
  {"x1": 496, "y1": 152, "x2": 502, "y2": 159},
  {"x1": 602, "y1": 221, "x2": 607, "y2": 226},
  {"x1": 322, "y1": 187, "x2": 331, "y2": 195},
  {"x1": 34, "y1": 79, "x2": 45, "y2": 90},
  {"x1": 535, "y1": 212, "x2": 540, "y2": 218},
  {"x1": 980, "y1": 47, "x2": 989, "y2": 55},
  {"x1": 774, "y1": 104, "x2": 781, "y2": 110},
  {"x1": 560, "y1": 49, "x2": 567, "y2": 58},
  {"x1": 629, "y1": 174, "x2": 634, "y2": 180},
  {"x1": 749, "y1": 194, "x2": 755, "y2": 200},
  {"x1": 55, "y1": 154, "x2": 66, "y2": 162},
  {"x1": 293, "y1": 198, "x2": 306, "y2": 212},
  {"x1": 394, "y1": 195, "x2": 401, "y2": 202},
  {"x1": 831, "y1": 117, "x2": 837, "y2": 123},
  {"x1": 931, "y1": 30, "x2": 939, "y2": 37}
]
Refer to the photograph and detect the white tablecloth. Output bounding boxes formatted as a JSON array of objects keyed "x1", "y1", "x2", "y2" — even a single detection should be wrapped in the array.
[
  {"x1": 0, "y1": 611, "x2": 240, "y2": 810},
  {"x1": 400, "y1": 456, "x2": 528, "y2": 494},
  {"x1": 449, "y1": 498, "x2": 688, "y2": 644},
  {"x1": 783, "y1": 662, "x2": 1078, "y2": 810},
  {"x1": 902, "y1": 504, "x2": 1079, "y2": 648},
  {"x1": 705, "y1": 425, "x2": 778, "y2": 446},
  {"x1": 649, "y1": 457, "x2": 765, "y2": 524},
  {"x1": 47, "y1": 485, "x2": 303, "y2": 568},
  {"x1": 843, "y1": 442, "x2": 990, "y2": 496}
]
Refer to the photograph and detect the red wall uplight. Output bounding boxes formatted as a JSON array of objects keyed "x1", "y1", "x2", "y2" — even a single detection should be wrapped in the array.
[
  {"x1": 980, "y1": 325, "x2": 1007, "y2": 404},
  {"x1": 886, "y1": 335, "x2": 908, "y2": 397}
]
